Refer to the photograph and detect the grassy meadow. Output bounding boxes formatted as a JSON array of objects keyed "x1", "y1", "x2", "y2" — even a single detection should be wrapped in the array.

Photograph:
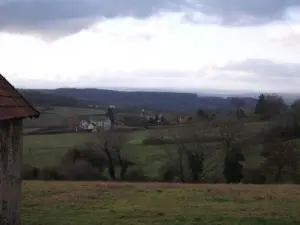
[
  {"x1": 23, "y1": 129, "x2": 173, "y2": 178},
  {"x1": 21, "y1": 107, "x2": 300, "y2": 224},
  {"x1": 23, "y1": 106, "x2": 106, "y2": 129},
  {"x1": 23, "y1": 121, "x2": 268, "y2": 178},
  {"x1": 23, "y1": 181, "x2": 300, "y2": 225},
  {"x1": 23, "y1": 133, "x2": 96, "y2": 167}
]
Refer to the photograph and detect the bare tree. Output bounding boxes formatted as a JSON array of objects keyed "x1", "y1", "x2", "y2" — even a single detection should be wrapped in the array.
[
  {"x1": 261, "y1": 139, "x2": 299, "y2": 183},
  {"x1": 160, "y1": 129, "x2": 186, "y2": 182},
  {"x1": 161, "y1": 122, "x2": 222, "y2": 182},
  {"x1": 218, "y1": 118, "x2": 245, "y2": 183},
  {"x1": 218, "y1": 118, "x2": 244, "y2": 153},
  {"x1": 255, "y1": 94, "x2": 287, "y2": 120},
  {"x1": 96, "y1": 131, "x2": 133, "y2": 180}
]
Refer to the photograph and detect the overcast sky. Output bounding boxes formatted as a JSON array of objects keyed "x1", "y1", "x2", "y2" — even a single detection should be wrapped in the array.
[{"x1": 0, "y1": 0, "x2": 300, "y2": 92}]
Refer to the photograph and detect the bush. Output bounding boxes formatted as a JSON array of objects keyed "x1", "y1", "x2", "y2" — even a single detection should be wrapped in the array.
[
  {"x1": 123, "y1": 167, "x2": 149, "y2": 181},
  {"x1": 62, "y1": 147, "x2": 106, "y2": 172},
  {"x1": 159, "y1": 162, "x2": 179, "y2": 182},
  {"x1": 205, "y1": 174, "x2": 225, "y2": 184},
  {"x1": 39, "y1": 162, "x2": 107, "y2": 181},
  {"x1": 223, "y1": 149, "x2": 245, "y2": 183},
  {"x1": 22, "y1": 164, "x2": 39, "y2": 180},
  {"x1": 292, "y1": 173, "x2": 300, "y2": 184},
  {"x1": 60, "y1": 160, "x2": 105, "y2": 180},
  {"x1": 57, "y1": 145, "x2": 108, "y2": 180},
  {"x1": 242, "y1": 168, "x2": 266, "y2": 184},
  {"x1": 41, "y1": 144, "x2": 107, "y2": 180},
  {"x1": 39, "y1": 166, "x2": 63, "y2": 180}
]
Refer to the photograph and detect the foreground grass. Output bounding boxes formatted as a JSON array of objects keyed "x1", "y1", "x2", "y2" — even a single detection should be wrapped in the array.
[{"x1": 23, "y1": 182, "x2": 300, "y2": 225}]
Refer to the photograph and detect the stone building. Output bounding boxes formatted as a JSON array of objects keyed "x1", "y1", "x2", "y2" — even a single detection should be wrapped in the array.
[{"x1": 0, "y1": 74, "x2": 39, "y2": 224}]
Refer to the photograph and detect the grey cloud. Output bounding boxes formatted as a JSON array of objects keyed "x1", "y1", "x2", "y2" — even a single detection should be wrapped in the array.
[
  {"x1": 191, "y1": 0, "x2": 300, "y2": 25},
  {"x1": 0, "y1": 0, "x2": 183, "y2": 37},
  {"x1": 222, "y1": 59, "x2": 300, "y2": 79},
  {"x1": 218, "y1": 59, "x2": 300, "y2": 92},
  {"x1": 0, "y1": 0, "x2": 299, "y2": 37}
]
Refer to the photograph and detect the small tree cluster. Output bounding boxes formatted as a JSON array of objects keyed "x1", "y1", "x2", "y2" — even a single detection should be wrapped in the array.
[
  {"x1": 230, "y1": 97, "x2": 246, "y2": 119},
  {"x1": 196, "y1": 108, "x2": 216, "y2": 121},
  {"x1": 255, "y1": 94, "x2": 287, "y2": 120},
  {"x1": 106, "y1": 106, "x2": 115, "y2": 128}
]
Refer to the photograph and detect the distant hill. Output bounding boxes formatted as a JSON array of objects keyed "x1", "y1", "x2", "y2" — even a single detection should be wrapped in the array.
[
  {"x1": 19, "y1": 88, "x2": 258, "y2": 113},
  {"x1": 19, "y1": 89, "x2": 104, "y2": 108},
  {"x1": 19, "y1": 89, "x2": 80, "y2": 107}
]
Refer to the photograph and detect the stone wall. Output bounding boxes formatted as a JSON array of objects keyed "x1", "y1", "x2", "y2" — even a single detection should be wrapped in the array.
[{"x1": 0, "y1": 119, "x2": 22, "y2": 225}]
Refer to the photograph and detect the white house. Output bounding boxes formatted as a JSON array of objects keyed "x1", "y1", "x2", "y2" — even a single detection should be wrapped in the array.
[{"x1": 78, "y1": 118, "x2": 111, "y2": 132}]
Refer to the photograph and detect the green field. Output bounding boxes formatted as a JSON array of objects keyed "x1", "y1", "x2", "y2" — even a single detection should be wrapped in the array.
[
  {"x1": 41, "y1": 106, "x2": 106, "y2": 116},
  {"x1": 23, "y1": 130, "x2": 171, "y2": 178},
  {"x1": 24, "y1": 133, "x2": 96, "y2": 167},
  {"x1": 23, "y1": 106, "x2": 106, "y2": 129},
  {"x1": 23, "y1": 181, "x2": 300, "y2": 225},
  {"x1": 21, "y1": 116, "x2": 300, "y2": 224},
  {"x1": 23, "y1": 121, "x2": 269, "y2": 180}
]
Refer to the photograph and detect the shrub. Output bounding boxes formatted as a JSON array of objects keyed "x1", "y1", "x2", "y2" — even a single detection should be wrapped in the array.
[
  {"x1": 61, "y1": 160, "x2": 105, "y2": 181},
  {"x1": 39, "y1": 166, "x2": 63, "y2": 180},
  {"x1": 123, "y1": 166, "x2": 149, "y2": 181},
  {"x1": 292, "y1": 172, "x2": 300, "y2": 184},
  {"x1": 22, "y1": 164, "x2": 39, "y2": 180},
  {"x1": 242, "y1": 168, "x2": 266, "y2": 184},
  {"x1": 223, "y1": 151, "x2": 244, "y2": 183},
  {"x1": 159, "y1": 162, "x2": 178, "y2": 182},
  {"x1": 62, "y1": 146, "x2": 106, "y2": 172}
]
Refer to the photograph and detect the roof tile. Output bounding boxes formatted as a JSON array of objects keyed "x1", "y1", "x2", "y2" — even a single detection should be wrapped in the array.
[{"x1": 0, "y1": 74, "x2": 40, "y2": 120}]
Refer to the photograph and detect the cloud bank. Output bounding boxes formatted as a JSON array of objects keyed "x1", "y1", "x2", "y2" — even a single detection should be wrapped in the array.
[
  {"x1": 0, "y1": 0, "x2": 300, "y2": 92},
  {"x1": 0, "y1": 0, "x2": 299, "y2": 36}
]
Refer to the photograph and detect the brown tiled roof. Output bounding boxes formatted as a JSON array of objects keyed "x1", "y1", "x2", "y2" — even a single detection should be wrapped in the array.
[{"x1": 0, "y1": 74, "x2": 40, "y2": 120}]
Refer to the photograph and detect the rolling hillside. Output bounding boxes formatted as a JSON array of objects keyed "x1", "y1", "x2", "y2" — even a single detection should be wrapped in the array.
[{"x1": 19, "y1": 88, "x2": 258, "y2": 112}]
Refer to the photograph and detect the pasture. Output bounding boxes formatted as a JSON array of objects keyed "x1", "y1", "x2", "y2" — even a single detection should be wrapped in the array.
[
  {"x1": 23, "y1": 106, "x2": 106, "y2": 130},
  {"x1": 23, "y1": 121, "x2": 268, "y2": 179},
  {"x1": 21, "y1": 113, "x2": 300, "y2": 224},
  {"x1": 23, "y1": 130, "x2": 172, "y2": 178},
  {"x1": 23, "y1": 181, "x2": 300, "y2": 225}
]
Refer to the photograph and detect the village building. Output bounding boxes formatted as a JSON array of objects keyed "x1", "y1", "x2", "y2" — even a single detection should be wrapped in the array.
[
  {"x1": 78, "y1": 118, "x2": 111, "y2": 132},
  {"x1": 0, "y1": 74, "x2": 39, "y2": 224}
]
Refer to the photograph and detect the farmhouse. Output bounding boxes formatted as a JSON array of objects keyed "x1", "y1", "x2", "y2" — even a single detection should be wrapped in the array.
[
  {"x1": 0, "y1": 74, "x2": 39, "y2": 224},
  {"x1": 79, "y1": 118, "x2": 111, "y2": 132}
]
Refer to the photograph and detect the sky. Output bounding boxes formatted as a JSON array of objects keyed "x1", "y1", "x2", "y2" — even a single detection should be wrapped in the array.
[{"x1": 0, "y1": 0, "x2": 300, "y2": 93}]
